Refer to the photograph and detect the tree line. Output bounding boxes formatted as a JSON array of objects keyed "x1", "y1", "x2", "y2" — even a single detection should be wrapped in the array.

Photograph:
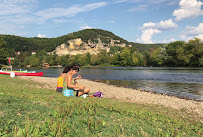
[
  {"x1": 0, "y1": 29, "x2": 128, "y2": 53},
  {"x1": 0, "y1": 29, "x2": 164, "y2": 55},
  {"x1": 3, "y1": 38, "x2": 202, "y2": 67},
  {"x1": 0, "y1": 39, "x2": 9, "y2": 67}
]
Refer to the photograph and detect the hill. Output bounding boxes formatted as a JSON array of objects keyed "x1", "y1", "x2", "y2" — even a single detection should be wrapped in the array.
[{"x1": 0, "y1": 29, "x2": 164, "y2": 53}]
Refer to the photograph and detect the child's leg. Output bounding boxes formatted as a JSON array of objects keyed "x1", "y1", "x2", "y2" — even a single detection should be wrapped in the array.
[{"x1": 77, "y1": 87, "x2": 90, "y2": 97}]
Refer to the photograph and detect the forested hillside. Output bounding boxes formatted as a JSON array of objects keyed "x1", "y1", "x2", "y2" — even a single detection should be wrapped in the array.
[
  {"x1": 0, "y1": 29, "x2": 163, "y2": 53},
  {"x1": 1, "y1": 29, "x2": 202, "y2": 67}
]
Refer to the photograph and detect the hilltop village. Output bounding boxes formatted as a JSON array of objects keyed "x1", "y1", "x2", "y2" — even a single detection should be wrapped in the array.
[{"x1": 48, "y1": 37, "x2": 131, "y2": 56}]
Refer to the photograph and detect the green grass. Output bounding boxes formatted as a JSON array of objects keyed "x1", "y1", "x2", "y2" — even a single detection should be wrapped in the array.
[{"x1": 0, "y1": 75, "x2": 202, "y2": 137}]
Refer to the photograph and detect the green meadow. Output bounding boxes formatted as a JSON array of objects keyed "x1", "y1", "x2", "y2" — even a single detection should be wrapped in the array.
[{"x1": 0, "y1": 75, "x2": 202, "y2": 137}]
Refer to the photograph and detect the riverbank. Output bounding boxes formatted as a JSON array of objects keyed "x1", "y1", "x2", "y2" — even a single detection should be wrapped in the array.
[
  {"x1": 1, "y1": 75, "x2": 202, "y2": 136},
  {"x1": 19, "y1": 76, "x2": 203, "y2": 118}
]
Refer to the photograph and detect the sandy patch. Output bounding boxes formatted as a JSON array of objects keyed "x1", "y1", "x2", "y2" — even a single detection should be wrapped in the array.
[{"x1": 19, "y1": 76, "x2": 203, "y2": 118}]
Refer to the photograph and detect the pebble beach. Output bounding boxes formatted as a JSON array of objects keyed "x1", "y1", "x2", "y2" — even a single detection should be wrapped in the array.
[{"x1": 19, "y1": 76, "x2": 203, "y2": 118}]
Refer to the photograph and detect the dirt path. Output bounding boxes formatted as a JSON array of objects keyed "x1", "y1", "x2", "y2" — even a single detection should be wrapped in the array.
[{"x1": 19, "y1": 76, "x2": 203, "y2": 118}]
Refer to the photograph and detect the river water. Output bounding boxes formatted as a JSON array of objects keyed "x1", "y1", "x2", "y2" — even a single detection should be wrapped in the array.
[{"x1": 25, "y1": 67, "x2": 203, "y2": 101}]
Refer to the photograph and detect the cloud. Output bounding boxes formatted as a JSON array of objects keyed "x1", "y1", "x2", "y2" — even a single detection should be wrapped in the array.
[
  {"x1": 0, "y1": 0, "x2": 37, "y2": 15},
  {"x1": 185, "y1": 23, "x2": 203, "y2": 36},
  {"x1": 141, "y1": 19, "x2": 178, "y2": 30},
  {"x1": 114, "y1": 0, "x2": 128, "y2": 3},
  {"x1": 149, "y1": 0, "x2": 178, "y2": 5},
  {"x1": 137, "y1": 19, "x2": 177, "y2": 43},
  {"x1": 181, "y1": 23, "x2": 203, "y2": 40},
  {"x1": 137, "y1": 29, "x2": 161, "y2": 44},
  {"x1": 108, "y1": 20, "x2": 115, "y2": 23},
  {"x1": 37, "y1": 34, "x2": 46, "y2": 38},
  {"x1": 0, "y1": 0, "x2": 38, "y2": 35},
  {"x1": 127, "y1": 0, "x2": 179, "y2": 12},
  {"x1": 52, "y1": 19, "x2": 69, "y2": 23},
  {"x1": 80, "y1": 25, "x2": 95, "y2": 30},
  {"x1": 0, "y1": 15, "x2": 35, "y2": 24},
  {"x1": 0, "y1": 1, "x2": 107, "y2": 36},
  {"x1": 128, "y1": 4, "x2": 148, "y2": 12},
  {"x1": 195, "y1": 34, "x2": 203, "y2": 40},
  {"x1": 35, "y1": 2, "x2": 108, "y2": 21},
  {"x1": 0, "y1": 22, "x2": 25, "y2": 36},
  {"x1": 154, "y1": 38, "x2": 176, "y2": 43},
  {"x1": 173, "y1": 0, "x2": 203, "y2": 21},
  {"x1": 0, "y1": 14, "x2": 38, "y2": 36}
]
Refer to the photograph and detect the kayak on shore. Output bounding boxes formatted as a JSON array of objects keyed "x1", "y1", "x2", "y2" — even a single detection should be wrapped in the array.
[
  {"x1": 0, "y1": 68, "x2": 43, "y2": 76},
  {"x1": 1, "y1": 58, "x2": 43, "y2": 76}
]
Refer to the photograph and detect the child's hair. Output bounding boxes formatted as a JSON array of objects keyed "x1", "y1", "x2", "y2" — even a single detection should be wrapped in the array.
[
  {"x1": 63, "y1": 65, "x2": 79, "y2": 73},
  {"x1": 71, "y1": 66, "x2": 79, "y2": 72}
]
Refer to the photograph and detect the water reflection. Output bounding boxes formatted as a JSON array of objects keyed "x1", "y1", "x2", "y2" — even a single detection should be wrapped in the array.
[{"x1": 95, "y1": 80, "x2": 203, "y2": 101}]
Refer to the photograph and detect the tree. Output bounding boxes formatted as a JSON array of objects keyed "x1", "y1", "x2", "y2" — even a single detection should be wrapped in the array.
[
  {"x1": 52, "y1": 54, "x2": 58, "y2": 66},
  {"x1": 90, "y1": 55, "x2": 100, "y2": 65},
  {"x1": 109, "y1": 46, "x2": 123, "y2": 55},
  {"x1": 45, "y1": 55, "x2": 52, "y2": 65},
  {"x1": 16, "y1": 52, "x2": 27, "y2": 63},
  {"x1": 165, "y1": 41, "x2": 185, "y2": 66},
  {"x1": 176, "y1": 45, "x2": 193, "y2": 66},
  {"x1": 199, "y1": 56, "x2": 203, "y2": 66},
  {"x1": 187, "y1": 38, "x2": 203, "y2": 66},
  {"x1": 143, "y1": 50, "x2": 150, "y2": 66},
  {"x1": 0, "y1": 39, "x2": 9, "y2": 64},
  {"x1": 119, "y1": 47, "x2": 131, "y2": 66},
  {"x1": 150, "y1": 48, "x2": 165, "y2": 66},
  {"x1": 78, "y1": 54, "x2": 87, "y2": 66},
  {"x1": 36, "y1": 50, "x2": 47, "y2": 57},
  {"x1": 97, "y1": 50, "x2": 109, "y2": 64},
  {"x1": 55, "y1": 56, "x2": 62, "y2": 65},
  {"x1": 61, "y1": 55, "x2": 70, "y2": 66},
  {"x1": 8, "y1": 49, "x2": 16, "y2": 57},
  {"x1": 111, "y1": 54, "x2": 120, "y2": 65},
  {"x1": 85, "y1": 52, "x2": 91, "y2": 65},
  {"x1": 23, "y1": 57, "x2": 30, "y2": 67},
  {"x1": 131, "y1": 52, "x2": 139, "y2": 66},
  {"x1": 29, "y1": 55, "x2": 39, "y2": 67},
  {"x1": 131, "y1": 52, "x2": 144, "y2": 66}
]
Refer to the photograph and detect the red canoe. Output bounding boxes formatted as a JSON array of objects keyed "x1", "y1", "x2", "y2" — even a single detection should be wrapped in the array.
[{"x1": 0, "y1": 70, "x2": 43, "y2": 76}]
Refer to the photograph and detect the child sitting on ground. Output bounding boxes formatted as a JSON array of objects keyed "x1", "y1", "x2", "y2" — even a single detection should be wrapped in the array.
[{"x1": 63, "y1": 65, "x2": 90, "y2": 97}]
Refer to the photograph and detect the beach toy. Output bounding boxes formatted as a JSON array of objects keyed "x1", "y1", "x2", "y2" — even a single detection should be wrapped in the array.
[
  {"x1": 80, "y1": 94, "x2": 87, "y2": 98},
  {"x1": 93, "y1": 91, "x2": 103, "y2": 98},
  {"x1": 10, "y1": 72, "x2": 15, "y2": 78},
  {"x1": 62, "y1": 89, "x2": 74, "y2": 97}
]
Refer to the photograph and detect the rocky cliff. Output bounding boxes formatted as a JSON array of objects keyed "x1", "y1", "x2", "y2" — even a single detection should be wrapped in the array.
[{"x1": 50, "y1": 36, "x2": 131, "y2": 56}]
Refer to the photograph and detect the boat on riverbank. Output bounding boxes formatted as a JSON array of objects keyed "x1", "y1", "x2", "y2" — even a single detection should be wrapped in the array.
[{"x1": 0, "y1": 68, "x2": 43, "y2": 76}]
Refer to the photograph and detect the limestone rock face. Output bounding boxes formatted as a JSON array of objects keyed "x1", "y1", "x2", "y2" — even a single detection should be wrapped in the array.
[{"x1": 51, "y1": 37, "x2": 127, "y2": 56}]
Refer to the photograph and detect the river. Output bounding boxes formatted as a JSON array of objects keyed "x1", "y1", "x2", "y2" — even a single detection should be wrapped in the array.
[{"x1": 24, "y1": 67, "x2": 203, "y2": 101}]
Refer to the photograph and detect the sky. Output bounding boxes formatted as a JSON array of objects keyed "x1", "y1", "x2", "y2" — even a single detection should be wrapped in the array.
[{"x1": 0, "y1": 0, "x2": 203, "y2": 44}]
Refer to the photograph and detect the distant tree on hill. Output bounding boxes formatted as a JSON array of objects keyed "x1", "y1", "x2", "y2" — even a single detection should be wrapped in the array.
[{"x1": 0, "y1": 39, "x2": 9, "y2": 65}]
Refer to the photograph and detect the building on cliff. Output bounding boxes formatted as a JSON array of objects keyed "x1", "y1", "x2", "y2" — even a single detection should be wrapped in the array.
[{"x1": 49, "y1": 37, "x2": 126, "y2": 56}]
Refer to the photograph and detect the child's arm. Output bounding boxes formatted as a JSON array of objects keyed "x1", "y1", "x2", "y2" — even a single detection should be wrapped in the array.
[
  {"x1": 74, "y1": 75, "x2": 81, "y2": 84},
  {"x1": 66, "y1": 75, "x2": 84, "y2": 89}
]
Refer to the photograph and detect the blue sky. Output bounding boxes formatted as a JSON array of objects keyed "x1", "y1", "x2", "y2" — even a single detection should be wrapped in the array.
[{"x1": 0, "y1": 0, "x2": 202, "y2": 44}]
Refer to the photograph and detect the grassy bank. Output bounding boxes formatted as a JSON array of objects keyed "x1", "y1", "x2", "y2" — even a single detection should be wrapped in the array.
[{"x1": 0, "y1": 75, "x2": 202, "y2": 136}]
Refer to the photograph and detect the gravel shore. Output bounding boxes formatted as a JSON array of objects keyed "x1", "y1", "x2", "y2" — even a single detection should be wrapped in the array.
[{"x1": 19, "y1": 76, "x2": 203, "y2": 118}]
